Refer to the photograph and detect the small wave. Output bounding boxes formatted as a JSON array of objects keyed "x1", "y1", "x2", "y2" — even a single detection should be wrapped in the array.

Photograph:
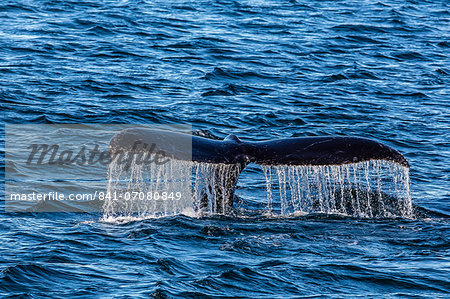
[
  {"x1": 375, "y1": 91, "x2": 429, "y2": 99},
  {"x1": 202, "y1": 67, "x2": 278, "y2": 81},
  {"x1": 322, "y1": 69, "x2": 380, "y2": 82},
  {"x1": 393, "y1": 51, "x2": 428, "y2": 61},
  {"x1": 86, "y1": 25, "x2": 115, "y2": 35},
  {"x1": 331, "y1": 24, "x2": 388, "y2": 34},
  {"x1": 201, "y1": 83, "x2": 265, "y2": 96},
  {"x1": 344, "y1": 35, "x2": 383, "y2": 44},
  {"x1": 1, "y1": 263, "x2": 73, "y2": 290},
  {"x1": 0, "y1": 3, "x2": 37, "y2": 13},
  {"x1": 200, "y1": 225, "x2": 235, "y2": 236}
]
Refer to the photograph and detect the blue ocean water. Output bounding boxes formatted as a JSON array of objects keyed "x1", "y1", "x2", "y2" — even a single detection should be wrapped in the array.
[{"x1": 1, "y1": 0, "x2": 449, "y2": 297}]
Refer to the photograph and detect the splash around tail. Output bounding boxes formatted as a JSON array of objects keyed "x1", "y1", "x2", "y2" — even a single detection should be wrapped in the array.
[{"x1": 105, "y1": 128, "x2": 411, "y2": 219}]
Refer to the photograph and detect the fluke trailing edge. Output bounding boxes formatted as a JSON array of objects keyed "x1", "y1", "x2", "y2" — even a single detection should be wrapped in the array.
[{"x1": 109, "y1": 127, "x2": 409, "y2": 168}]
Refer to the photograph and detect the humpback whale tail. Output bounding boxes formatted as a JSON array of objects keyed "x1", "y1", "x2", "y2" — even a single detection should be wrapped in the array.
[
  {"x1": 109, "y1": 128, "x2": 409, "y2": 167},
  {"x1": 109, "y1": 128, "x2": 409, "y2": 214}
]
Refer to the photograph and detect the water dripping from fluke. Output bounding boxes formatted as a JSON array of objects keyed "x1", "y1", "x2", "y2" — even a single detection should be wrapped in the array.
[
  {"x1": 102, "y1": 128, "x2": 414, "y2": 221},
  {"x1": 101, "y1": 157, "x2": 243, "y2": 222},
  {"x1": 260, "y1": 160, "x2": 413, "y2": 219}
]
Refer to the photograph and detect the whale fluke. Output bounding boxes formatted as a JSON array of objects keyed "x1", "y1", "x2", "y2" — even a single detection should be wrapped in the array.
[
  {"x1": 109, "y1": 128, "x2": 409, "y2": 168},
  {"x1": 247, "y1": 136, "x2": 409, "y2": 168},
  {"x1": 109, "y1": 128, "x2": 409, "y2": 213}
]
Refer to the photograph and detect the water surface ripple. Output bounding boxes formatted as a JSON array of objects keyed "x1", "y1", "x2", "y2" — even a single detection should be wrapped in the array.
[{"x1": 1, "y1": 0, "x2": 449, "y2": 297}]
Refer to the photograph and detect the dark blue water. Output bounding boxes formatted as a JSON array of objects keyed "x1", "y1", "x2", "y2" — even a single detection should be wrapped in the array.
[{"x1": 1, "y1": 0, "x2": 449, "y2": 297}]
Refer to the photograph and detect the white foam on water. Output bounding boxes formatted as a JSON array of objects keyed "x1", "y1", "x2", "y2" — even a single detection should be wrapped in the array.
[{"x1": 260, "y1": 160, "x2": 413, "y2": 218}]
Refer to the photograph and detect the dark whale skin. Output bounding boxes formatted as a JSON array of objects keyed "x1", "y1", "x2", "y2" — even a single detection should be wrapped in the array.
[{"x1": 110, "y1": 128, "x2": 409, "y2": 168}]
